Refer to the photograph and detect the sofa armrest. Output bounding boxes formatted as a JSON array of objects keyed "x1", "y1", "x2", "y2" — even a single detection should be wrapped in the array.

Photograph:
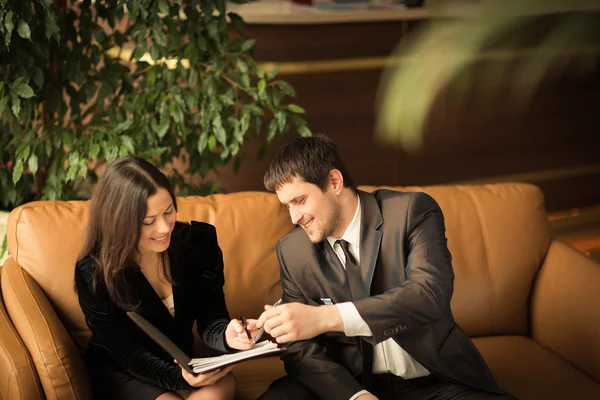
[
  {"x1": 2, "y1": 257, "x2": 92, "y2": 400},
  {"x1": 531, "y1": 240, "x2": 600, "y2": 383},
  {"x1": 0, "y1": 266, "x2": 43, "y2": 400}
]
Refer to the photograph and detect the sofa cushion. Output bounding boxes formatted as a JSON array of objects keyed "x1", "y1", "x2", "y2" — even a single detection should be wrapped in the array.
[
  {"x1": 231, "y1": 356, "x2": 285, "y2": 400},
  {"x1": 531, "y1": 240, "x2": 600, "y2": 383},
  {"x1": 359, "y1": 184, "x2": 550, "y2": 337},
  {"x1": 473, "y1": 335, "x2": 600, "y2": 400}
]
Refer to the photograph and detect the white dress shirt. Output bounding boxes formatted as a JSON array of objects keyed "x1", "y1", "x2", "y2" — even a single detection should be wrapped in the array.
[{"x1": 327, "y1": 195, "x2": 430, "y2": 400}]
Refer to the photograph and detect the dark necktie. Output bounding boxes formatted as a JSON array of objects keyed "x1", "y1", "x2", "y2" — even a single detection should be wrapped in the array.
[{"x1": 335, "y1": 239, "x2": 373, "y2": 390}]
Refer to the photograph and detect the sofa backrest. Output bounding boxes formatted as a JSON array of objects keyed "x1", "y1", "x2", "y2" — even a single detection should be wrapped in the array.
[
  {"x1": 6, "y1": 183, "x2": 550, "y2": 353},
  {"x1": 6, "y1": 191, "x2": 292, "y2": 351}
]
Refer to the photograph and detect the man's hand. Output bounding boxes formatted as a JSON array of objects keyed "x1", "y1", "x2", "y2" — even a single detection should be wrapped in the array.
[
  {"x1": 255, "y1": 302, "x2": 343, "y2": 343},
  {"x1": 225, "y1": 318, "x2": 258, "y2": 350}
]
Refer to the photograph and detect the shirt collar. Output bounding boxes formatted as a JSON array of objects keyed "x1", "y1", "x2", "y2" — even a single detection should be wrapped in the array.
[{"x1": 327, "y1": 193, "x2": 361, "y2": 249}]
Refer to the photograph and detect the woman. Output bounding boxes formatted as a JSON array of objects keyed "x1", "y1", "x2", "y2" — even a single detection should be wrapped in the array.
[{"x1": 75, "y1": 156, "x2": 256, "y2": 400}]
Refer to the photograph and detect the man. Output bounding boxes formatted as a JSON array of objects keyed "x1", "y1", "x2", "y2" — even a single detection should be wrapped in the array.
[{"x1": 256, "y1": 135, "x2": 513, "y2": 400}]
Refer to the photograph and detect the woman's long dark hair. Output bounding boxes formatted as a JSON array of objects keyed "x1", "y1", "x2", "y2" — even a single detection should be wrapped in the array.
[{"x1": 79, "y1": 156, "x2": 177, "y2": 310}]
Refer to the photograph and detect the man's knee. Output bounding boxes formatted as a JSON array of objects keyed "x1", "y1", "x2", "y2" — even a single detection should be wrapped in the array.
[{"x1": 258, "y1": 376, "x2": 317, "y2": 400}]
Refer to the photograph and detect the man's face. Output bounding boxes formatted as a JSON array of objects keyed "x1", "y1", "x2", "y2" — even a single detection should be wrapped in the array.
[{"x1": 276, "y1": 176, "x2": 342, "y2": 243}]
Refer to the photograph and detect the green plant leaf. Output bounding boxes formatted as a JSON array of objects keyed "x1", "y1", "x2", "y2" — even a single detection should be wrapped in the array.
[
  {"x1": 266, "y1": 68, "x2": 279, "y2": 80},
  {"x1": 62, "y1": 132, "x2": 73, "y2": 150},
  {"x1": 150, "y1": 44, "x2": 160, "y2": 62},
  {"x1": 277, "y1": 81, "x2": 296, "y2": 97},
  {"x1": 188, "y1": 67, "x2": 198, "y2": 87},
  {"x1": 90, "y1": 143, "x2": 101, "y2": 158},
  {"x1": 198, "y1": 132, "x2": 208, "y2": 153},
  {"x1": 132, "y1": 41, "x2": 148, "y2": 60},
  {"x1": 11, "y1": 95, "x2": 20, "y2": 117},
  {"x1": 17, "y1": 20, "x2": 31, "y2": 40},
  {"x1": 267, "y1": 119, "x2": 277, "y2": 141},
  {"x1": 287, "y1": 104, "x2": 305, "y2": 114},
  {"x1": 241, "y1": 73, "x2": 250, "y2": 88},
  {"x1": 22, "y1": 145, "x2": 31, "y2": 162},
  {"x1": 241, "y1": 39, "x2": 255, "y2": 52},
  {"x1": 275, "y1": 110, "x2": 286, "y2": 131},
  {"x1": 298, "y1": 124, "x2": 312, "y2": 137},
  {"x1": 158, "y1": 0, "x2": 169, "y2": 15},
  {"x1": 0, "y1": 235, "x2": 7, "y2": 260},
  {"x1": 4, "y1": 11, "x2": 14, "y2": 34},
  {"x1": 33, "y1": 68, "x2": 44, "y2": 88},
  {"x1": 120, "y1": 135, "x2": 135, "y2": 153},
  {"x1": 28, "y1": 153, "x2": 39, "y2": 176},
  {"x1": 207, "y1": 135, "x2": 216, "y2": 151},
  {"x1": 154, "y1": 118, "x2": 170, "y2": 138},
  {"x1": 207, "y1": 20, "x2": 218, "y2": 39},
  {"x1": 0, "y1": 96, "x2": 8, "y2": 114},
  {"x1": 227, "y1": 12, "x2": 245, "y2": 34},
  {"x1": 12, "y1": 159, "x2": 24, "y2": 184},
  {"x1": 13, "y1": 83, "x2": 36, "y2": 99},
  {"x1": 114, "y1": 119, "x2": 133, "y2": 133},
  {"x1": 212, "y1": 115, "x2": 227, "y2": 145}
]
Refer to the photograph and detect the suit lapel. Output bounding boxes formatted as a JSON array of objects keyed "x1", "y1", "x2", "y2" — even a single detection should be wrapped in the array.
[{"x1": 357, "y1": 190, "x2": 383, "y2": 294}]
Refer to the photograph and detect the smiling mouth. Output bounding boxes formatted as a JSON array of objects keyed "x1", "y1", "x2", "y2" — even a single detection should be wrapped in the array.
[
  {"x1": 151, "y1": 234, "x2": 169, "y2": 242},
  {"x1": 301, "y1": 219, "x2": 313, "y2": 229}
]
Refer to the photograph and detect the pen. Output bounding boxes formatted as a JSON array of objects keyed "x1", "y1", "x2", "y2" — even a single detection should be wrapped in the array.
[
  {"x1": 254, "y1": 298, "x2": 282, "y2": 343},
  {"x1": 240, "y1": 315, "x2": 253, "y2": 341}
]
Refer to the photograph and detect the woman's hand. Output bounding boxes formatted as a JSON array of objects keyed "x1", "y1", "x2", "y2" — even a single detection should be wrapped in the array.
[
  {"x1": 175, "y1": 360, "x2": 233, "y2": 387},
  {"x1": 225, "y1": 318, "x2": 258, "y2": 350}
]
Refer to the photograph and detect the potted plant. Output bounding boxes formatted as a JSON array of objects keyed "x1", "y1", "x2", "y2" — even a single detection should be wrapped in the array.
[{"x1": 0, "y1": 0, "x2": 309, "y2": 259}]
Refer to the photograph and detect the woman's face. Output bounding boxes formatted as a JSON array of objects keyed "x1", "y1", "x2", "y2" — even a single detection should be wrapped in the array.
[{"x1": 138, "y1": 188, "x2": 177, "y2": 256}]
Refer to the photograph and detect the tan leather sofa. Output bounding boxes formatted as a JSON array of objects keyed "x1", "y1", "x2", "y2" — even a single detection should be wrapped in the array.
[
  {"x1": 0, "y1": 266, "x2": 43, "y2": 400},
  {"x1": 1, "y1": 183, "x2": 599, "y2": 399}
]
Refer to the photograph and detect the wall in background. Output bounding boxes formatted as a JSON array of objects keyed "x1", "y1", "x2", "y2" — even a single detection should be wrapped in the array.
[{"x1": 212, "y1": 13, "x2": 600, "y2": 212}]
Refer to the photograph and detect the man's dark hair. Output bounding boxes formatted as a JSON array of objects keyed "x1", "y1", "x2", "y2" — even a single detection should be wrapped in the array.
[{"x1": 264, "y1": 135, "x2": 355, "y2": 192}]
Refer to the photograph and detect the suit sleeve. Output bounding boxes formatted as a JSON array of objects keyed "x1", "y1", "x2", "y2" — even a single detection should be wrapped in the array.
[
  {"x1": 278, "y1": 242, "x2": 365, "y2": 400},
  {"x1": 74, "y1": 263, "x2": 191, "y2": 391},
  {"x1": 354, "y1": 192, "x2": 455, "y2": 344},
  {"x1": 189, "y1": 221, "x2": 232, "y2": 353}
]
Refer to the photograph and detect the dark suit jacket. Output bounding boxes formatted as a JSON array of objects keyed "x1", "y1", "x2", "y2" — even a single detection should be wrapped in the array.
[
  {"x1": 74, "y1": 221, "x2": 231, "y2": 391},
  {"x1": 277, "y1": 189, "x2": 510, "y2": 400}
]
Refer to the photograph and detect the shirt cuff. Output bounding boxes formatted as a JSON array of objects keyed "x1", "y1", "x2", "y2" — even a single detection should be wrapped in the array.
[
  {"x1": 349, "y1": 390, "x2": 370, "y2": 400},
  {"x1": 336, "y1": 302, "x2": 373, "y2": 337}
]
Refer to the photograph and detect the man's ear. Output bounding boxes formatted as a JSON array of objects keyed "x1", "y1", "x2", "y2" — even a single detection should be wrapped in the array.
[{"x1": 328, "y1": 169, "x2": 344, "y2": 194}]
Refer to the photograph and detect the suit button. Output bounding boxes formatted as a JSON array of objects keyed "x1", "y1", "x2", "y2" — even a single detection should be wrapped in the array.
[
  {"x1": 384, "y1": 328, "x2": 393, "y2": 336},
  {"x1": 399, "y1": 324, "x2": 407, "y2": 331}
]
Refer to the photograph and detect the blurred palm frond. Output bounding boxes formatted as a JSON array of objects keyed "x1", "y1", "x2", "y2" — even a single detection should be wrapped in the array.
[{"x1": 375, "y1": 0, "x2": 600, "y2": 151}]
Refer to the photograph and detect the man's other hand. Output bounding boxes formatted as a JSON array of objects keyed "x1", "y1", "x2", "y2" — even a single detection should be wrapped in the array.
[{"x1": 255, "y1": 302, "x2": 343, "y2": 343}]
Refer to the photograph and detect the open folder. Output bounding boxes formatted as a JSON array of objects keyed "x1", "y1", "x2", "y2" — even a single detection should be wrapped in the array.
[{"x1": 127, "y1": 311, "x2": 283, "y2": 374}]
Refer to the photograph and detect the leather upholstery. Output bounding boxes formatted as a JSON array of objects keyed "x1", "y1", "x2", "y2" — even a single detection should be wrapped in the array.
[
  {"x1": 0, "y1": 266, "x2": 43, "y2": 400},
  {"x1": 1, "y1": 183, "x2": 598, "y2": 399},
  {"x1": 474, "y1": 336, "x2": 600, "y2": 399},
  {"x1": 531, "y1": 240, "x2": 600, "y2": 383}
]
